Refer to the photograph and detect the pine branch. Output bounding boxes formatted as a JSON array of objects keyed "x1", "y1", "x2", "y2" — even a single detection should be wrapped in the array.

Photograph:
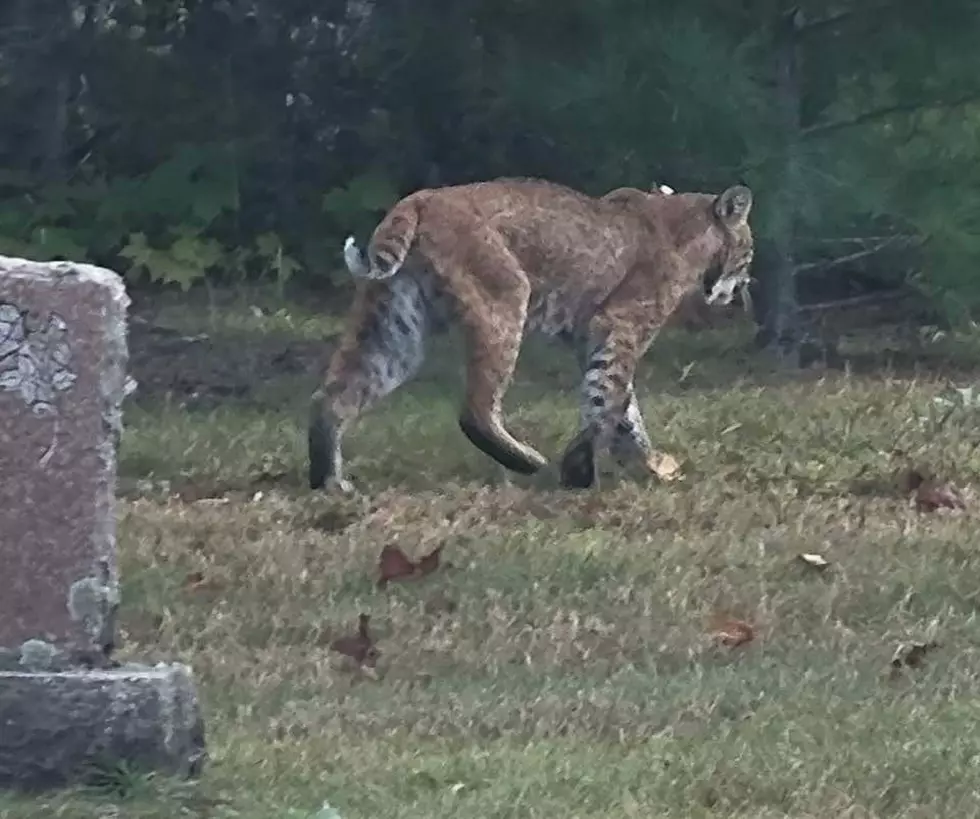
[
  {"x1": 803, "y1": 235, "x2": 918, "y2": 246},
  {"x1": 798, "y1": 290, "x2": 911, "y2": 313},
  {"x1": 796, "y1": 1, "x2": 901, "y2": 36},
  {"x1": 797, "y1": 8, "x2": 855, "y2": 33},
  {"x1": 803, "y1": 91, "x2": 980, "y2": 138},
  {"x1": 795, "y1": 235, "x2": 920, "y2": 274}
]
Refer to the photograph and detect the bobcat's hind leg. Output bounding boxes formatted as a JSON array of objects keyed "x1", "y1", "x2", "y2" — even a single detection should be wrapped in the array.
[
  {"x1": 421, "y1": 231, "x2": 548, "y2": 475},
  {"x1": 309, "y1": 277, "x2": 430, "y2": 492},
  {"x1": 458, "y1": 313, "x2": 548, "y2": 475}
]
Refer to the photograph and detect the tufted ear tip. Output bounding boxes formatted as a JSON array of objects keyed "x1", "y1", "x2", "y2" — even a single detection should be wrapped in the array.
[{"x1": 714, "y1": 184, "x2": 753, "y2": 225}]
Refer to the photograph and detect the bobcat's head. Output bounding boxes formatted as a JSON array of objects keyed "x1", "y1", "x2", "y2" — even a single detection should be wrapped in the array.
[{"x1": 705, "y1": 185, "x2": 754, "y2": 307}]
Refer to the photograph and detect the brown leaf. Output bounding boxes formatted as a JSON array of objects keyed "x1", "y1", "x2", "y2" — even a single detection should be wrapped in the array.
[
  {"x1": 416, "y1": 545, "x2": 443, "y2": 576},
  {"x1": 329, "y1": 613, "x2": 380, "y2": 667},
  {"x1": 377, "y1": 543, "x2": 446, "y2": 586},
  {"x1": 183, "y1": 571, "x2": 223, "y2": 592},
  {"x1": 650, "y1": 452, "x2": 682, "y2": 482},
  {"x1": 914, "y1": 481, "x2": 965, "y2": 512},
  {"x1": 710, "y1": 618, "x2": 755, "y2": 648},
  {"x1": 897, "y1": 464, "x2": 966, "y2": 511},
  {"x1": 377, "y1": 544, "x2": 418, "y2": 587}
]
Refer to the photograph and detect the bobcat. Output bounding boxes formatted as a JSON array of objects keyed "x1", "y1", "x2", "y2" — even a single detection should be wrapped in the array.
[{"x1": 309, "y1": 177, "x2": 754, "y2": 492}]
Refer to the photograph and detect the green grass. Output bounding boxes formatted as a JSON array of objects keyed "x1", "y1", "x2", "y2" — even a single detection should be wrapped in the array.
[{"x1": 5, "y1": 290, "x2": 980, "y2": 818}]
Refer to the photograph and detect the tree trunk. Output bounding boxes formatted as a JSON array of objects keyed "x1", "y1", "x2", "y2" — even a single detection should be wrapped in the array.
[
  {"x1": 26, "y1": 0, "x2": 78, "y2": 185},
  {"x1": 755, "y1": 6, "x2": 803, "y2": 363},
  {"x1": 40, "y1": 71, "x2": 71, "y2": 185}
]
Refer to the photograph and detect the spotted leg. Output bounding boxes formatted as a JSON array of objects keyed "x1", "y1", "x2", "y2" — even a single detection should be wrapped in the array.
[
  {"x1": 560, "y1": 303, "x2": 669, "y2": 489},
  {"x1": 566, "y1": 332, "x2": 654, "y2": 468},
  {"x1": 560, "y1": 331, "x2": 632, "y2": 489},
  {"x1": 609, "y1": 384, "x2": 657, "y2": 471},
  {"x1": 308, "y1": 277, "x2": 430, "y2": 492}
]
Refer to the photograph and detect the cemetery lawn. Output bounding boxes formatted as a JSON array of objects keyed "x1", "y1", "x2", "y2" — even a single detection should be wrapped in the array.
[{"x1": 6, "y1": 287, "x2": 980, "y2": 819}]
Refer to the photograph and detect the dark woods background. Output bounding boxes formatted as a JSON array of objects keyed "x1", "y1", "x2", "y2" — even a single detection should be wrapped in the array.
[{"x1": 3, "y1": 0, "x2": 980, "y2": 349}]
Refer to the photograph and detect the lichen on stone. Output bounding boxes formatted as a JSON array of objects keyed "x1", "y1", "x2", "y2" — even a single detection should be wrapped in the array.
[
  {"x1": 0, "y1": 301, "x2": 77, "y2": 416},
  {"x1": 67, "y1": 566, "x2": 119, "y2": 645},
  {"x1": 18, "y1": 639, "x2": 60, "y2": 671}
]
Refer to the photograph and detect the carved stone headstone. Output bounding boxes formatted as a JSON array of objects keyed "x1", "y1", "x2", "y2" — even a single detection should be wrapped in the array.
[
  {"x1": 0, "y1": 260, "x2": 124, "y2": 660},
  {"x1": 0, "y1": 255, "x2": 205, "y2": 789}
]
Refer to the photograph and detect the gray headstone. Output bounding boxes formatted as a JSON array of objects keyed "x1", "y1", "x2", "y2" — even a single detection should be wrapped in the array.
[
  {"x1": 0, "y1": 257, "x2": 127, "y2": 659},
  {"x1": 0, "y1": 255, "x2": 205, "y2": 788}
]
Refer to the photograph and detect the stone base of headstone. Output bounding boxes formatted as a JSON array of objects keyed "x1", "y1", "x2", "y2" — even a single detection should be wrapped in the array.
[
  {"x1": 0, "y1": 255, "x2": 207, "y2": 790},
  {"x1": 0, "y1": 663, "x2": 206, "y2": 790}
]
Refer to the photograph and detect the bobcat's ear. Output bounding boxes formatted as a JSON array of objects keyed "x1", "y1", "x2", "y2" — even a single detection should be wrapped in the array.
[{"x1": 714, "y1": 185, "x2": 753, "y2": 226}]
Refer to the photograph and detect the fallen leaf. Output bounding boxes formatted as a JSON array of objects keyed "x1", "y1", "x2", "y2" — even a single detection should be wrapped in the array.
[
  {"x1": 329, "y1": 613, "x2": 380, "y2": 668},
  {"x1": 183, "y1": 571, "x2": 224, "y2": 592},
  {"x1": 798, "y1": 553, "x2": 830, "y2": 570},
  {"x1": 710, "y1": 618, "x2": 755, "y2": 648},
  {"x1": 416, "y1": 545, "x2": 443, "y2": 576},
  {"x1": 651, "y1": 452, "x2": 682, "y2": 482},
  {"x1": 897, "y1": 466, "x2": 966, "y2": 512},
  {"x1": 914, "y1": 481, "x2": 965, "y2": 512},
  {"x1": 377, "y1": 544, "x2": 445, "y2": 586},
  {"x1": 378, "y1": 545, "x2": 418, "y2": 586}
]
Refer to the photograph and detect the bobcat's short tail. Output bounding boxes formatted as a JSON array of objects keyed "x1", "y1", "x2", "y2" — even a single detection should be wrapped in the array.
[{"x1": 343, "y1": 195, "x2": 422, "y2": 281}]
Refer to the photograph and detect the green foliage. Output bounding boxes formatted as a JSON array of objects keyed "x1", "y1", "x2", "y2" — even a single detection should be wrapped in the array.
[
  {"x1": 253, "y1": 232, "x2": 303, "y2": 295},
  {"x1": 3, "y1": 0, "x2": 980, "y2": 318},
  {"x1": 118, "y1": 230, "x2": 223, "y2": 291},
  {"x1": 321, "y1": 170, "x2": 400, "y2": 241},
  {"x1": 0, "y1": 142, "x2": 305, "y2": 290},
  {"x1": 496, "y1": 11, "x2": 771, "y2": 192}
]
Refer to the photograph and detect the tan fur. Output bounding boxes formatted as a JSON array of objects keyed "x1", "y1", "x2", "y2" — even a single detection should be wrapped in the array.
[{"x1": 309, "y1": 177, "x2": 754, "y2": 492}]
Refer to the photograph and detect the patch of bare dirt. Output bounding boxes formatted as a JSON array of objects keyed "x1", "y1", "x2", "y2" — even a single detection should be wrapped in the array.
[{"x1": 126, "y1": 311, "x2": 337, "y2": 405}]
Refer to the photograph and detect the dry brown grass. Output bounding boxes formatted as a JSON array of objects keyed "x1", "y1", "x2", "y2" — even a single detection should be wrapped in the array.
[{"x1": 5, "y1": 288, "x2": 980, "y2": 818}]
